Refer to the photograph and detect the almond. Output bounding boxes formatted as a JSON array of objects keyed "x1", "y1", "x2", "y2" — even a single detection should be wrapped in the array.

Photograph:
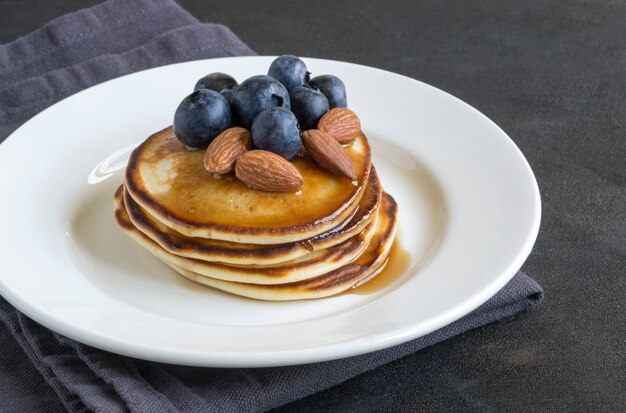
[
  {"x1": 204, "y1": 127, "x2": 252, "y2": 174},
  {"x1": 235, "y1": 150, "x2": 304, "y2": 192},
  {"x1": 318, "y1": 108, "x2": 361, "y2": 144},
  {"x1": 301, "y1": 129, "x2": 356, "y2": 180}
]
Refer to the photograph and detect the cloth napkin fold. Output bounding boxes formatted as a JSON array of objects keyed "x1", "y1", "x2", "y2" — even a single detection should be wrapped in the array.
[
  {"x1": 0, "y1": 1, "x2": 544, "y2": 412},
  {"x1": 0, "y1": 0, "x2": 253, "y2": 138}
]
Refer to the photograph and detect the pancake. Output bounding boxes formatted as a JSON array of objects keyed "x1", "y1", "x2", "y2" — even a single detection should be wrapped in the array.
[
  {"x1": 125, "y1": 126, "x2": 372, "y2": 244},
  {"x1": 115, "y1": 189, "x2": 379, "y2": 284},
  {"x1": 121, "y1": 168, "x2": 382, "y2": 265},
  {"x1": 164, "y1": 193, "x2": 398, "y2": 301}
]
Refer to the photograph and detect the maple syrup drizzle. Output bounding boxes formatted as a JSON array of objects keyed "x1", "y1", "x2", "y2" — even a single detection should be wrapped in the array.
[{"x1": 349, "y1": 238, "x2": 411, "y2": 294}]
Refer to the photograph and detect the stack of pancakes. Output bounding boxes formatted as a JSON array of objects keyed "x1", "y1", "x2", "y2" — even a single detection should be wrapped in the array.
[{"x1": 114, "y1": 126, "x2": 398, "y2": 300}]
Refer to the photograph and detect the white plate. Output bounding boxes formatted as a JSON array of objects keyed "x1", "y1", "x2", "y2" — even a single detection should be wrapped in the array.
[{"x1": 0, "y1": 57, "x2": 540, "y2": 367}]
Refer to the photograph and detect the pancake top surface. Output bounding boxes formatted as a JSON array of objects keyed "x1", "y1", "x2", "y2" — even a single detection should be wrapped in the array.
[
  {"x1": 120, "y1": 168, "x2": 381, "y2": 265},
  {"x1": 126, "y1": 127, "x2": 371, "y2": 239}
]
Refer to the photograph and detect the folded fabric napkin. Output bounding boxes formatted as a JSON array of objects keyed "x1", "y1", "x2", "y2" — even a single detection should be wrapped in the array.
[{"x1": 0, "y1": 1, "x2": 544, "y2": 412}]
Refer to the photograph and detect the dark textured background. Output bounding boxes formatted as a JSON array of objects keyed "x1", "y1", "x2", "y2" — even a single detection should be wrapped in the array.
[{"x1": 1, "y1": 1, "x2": 624, "y2": 411}]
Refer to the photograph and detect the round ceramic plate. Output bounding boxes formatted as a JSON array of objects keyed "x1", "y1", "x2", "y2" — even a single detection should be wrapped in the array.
[{"x1": 0, "y1": 57, "x2": 540, "y2": 367}]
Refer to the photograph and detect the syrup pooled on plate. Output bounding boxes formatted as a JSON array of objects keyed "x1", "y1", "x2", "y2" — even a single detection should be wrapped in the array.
[{"x1": 350, "y1": 239, "x2": 411, "y2": 294}]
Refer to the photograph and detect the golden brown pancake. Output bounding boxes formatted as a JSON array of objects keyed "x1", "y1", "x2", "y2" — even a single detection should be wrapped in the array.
[
  {"x1": 120, "y1": 168, "x2": 382, "y2": 265},
  {"x1": 164, "y1": 194, "x2": 397, "y2": 301},
  {"x1": 124, "y1": 126, "x2": 372, "y2": 244},
  {"x1": 115, "y1": 186, "x2": 398, "y2": 300},
  {"x1": 115, "y1": 189, "x2": 379, "y2": 284}
]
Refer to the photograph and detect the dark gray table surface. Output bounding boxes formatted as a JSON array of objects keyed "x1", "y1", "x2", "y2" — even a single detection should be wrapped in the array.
[{"x1": 1, "y1": 1, "x2": 624, "y2": 412}]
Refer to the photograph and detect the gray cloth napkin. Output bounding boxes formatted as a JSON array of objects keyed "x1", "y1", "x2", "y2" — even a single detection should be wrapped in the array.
[{"x1": 0, "y1": 1, "x2": 544, "y2": 412}]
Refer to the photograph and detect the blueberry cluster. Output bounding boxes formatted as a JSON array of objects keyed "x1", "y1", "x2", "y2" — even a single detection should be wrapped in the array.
[{"x1": 173, "y1": 55, "x2": 347, "y2": 160}]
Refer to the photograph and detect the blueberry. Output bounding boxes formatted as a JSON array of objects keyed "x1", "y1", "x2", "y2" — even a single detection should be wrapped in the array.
[
  {"x1": 309, "y1": 75, "x2": 347, "y2": 108},
  {"x1": 193, "y1": 72, "x2": 238, "y2": 93},
  {"x1": 251, "y1": 107, "x2": 301, "y2": 160},
  {"x1": 289, "y1": 85, "x2": 329, "y2": 130},
  {"x1": 231, "y1": 75, "x2": 291, "y2": 129},
  {"x1": 173, "y1": 89, "x2": 232, "y2": 148},
  {"x1": 268, "y1": 55, "x2": 310, "y2": 91},
  {"x1": 220, "y1": 86, "x2": 236, "y2": 103}
]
